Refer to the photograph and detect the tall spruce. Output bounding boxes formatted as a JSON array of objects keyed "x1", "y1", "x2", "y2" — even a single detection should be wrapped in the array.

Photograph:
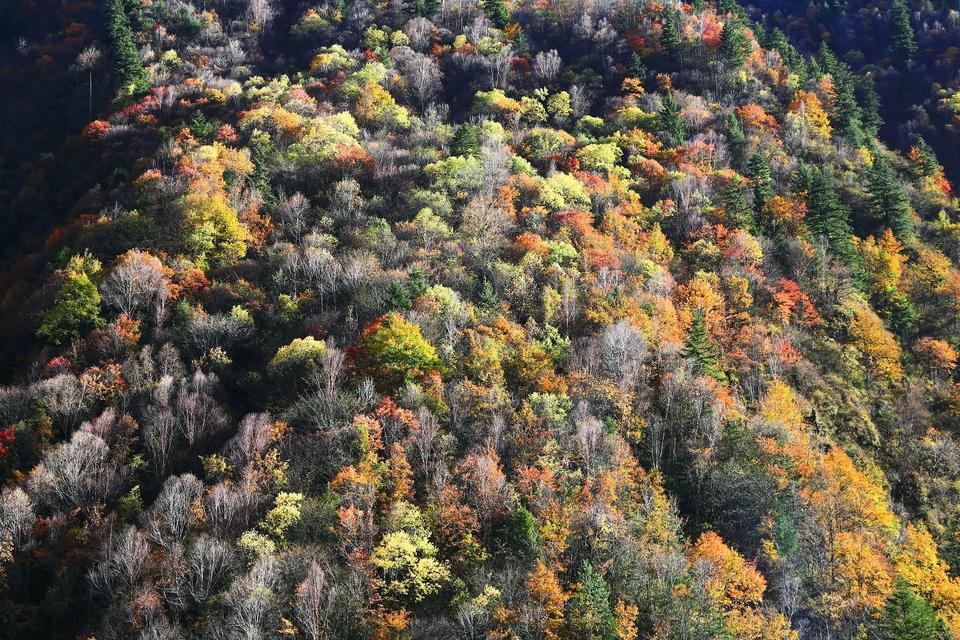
[
  {"x1": 797, "y1": 166, "x2": 858, "y2": 265},
  {"x1": 878, "y1": 579, "x2": 946, "y2": 640},
  {"x1": 683, "y1": 309, "x2": 726, "y2": 382},
  {"x1": 747, "y1": 153, "x2": 773, "y2": 216},
  {"x1": 867, "y1": 154, "x2": 914, "y2": 239},
  {"x1": 106, "y1": 0, "x2": 148, "y2": 95},
  {"x1": 891, "y1": 0, "x2": 918, "y2": 68},
  {"x1": 661, "y1": 93, "x2": 686, "y2": 146},
  {"x1": 720, "y1": 19, "x2": 750, "y2": 67},
  {"x1": 661, "y1": 6, "x2": 682, "y2": 63},
  {"x1": 727, "y1": 113, "x2": 746, "y2": 164},
  {"x1": 722, "y1": 177, "x2": 754, "y2": 230},
  {"x1": 859, "y1": 76, "x2": 884, "y2": 138}
]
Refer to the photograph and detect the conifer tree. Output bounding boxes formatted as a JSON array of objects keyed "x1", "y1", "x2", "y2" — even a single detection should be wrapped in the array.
[
  {"x1": 628, "y1": 53, "x2": 648, "y2": 81},
  {"x1": 727, "y1": 113, "x2": 745, "y2": 164},
  {"x1": 770, "y1": 28, "x2": 807, "y2": 82},
  {"x1": 747, "y1": 154, "x2": 773, "y2": 216},
  {"x1": 913, "y1": 137, "x2": 940, "y2": 177},
  {"x1": 483, "y1": 0, "x2": 511, "y2": 29},
  {"x1": 722, "y1": 177, "x2": 754, "y2": 230},
  {"x1": 683, "y1": 309, "x2": 726, "y2": 382},
  {"x1": 106, "y1": 0, "x2": 148, "y2": 95},
  {"x1": 720, "y1": 19, "x2": 750, "y2": 67},
  {"x1": 451, "y1": 123, "x2": 481, "y2": 157},
  {"x1": 661, "y1": 6, "x2": 682, "y2": 63},
  {"x1": 660, "y1": 93, "x2": 686, "y2": 146},
  {"x1": 833, "y1": 76, "x2": 864, "y2": 144},
  {"x1": 877, "y1": 579, "x2": 945, "y2": 640},
  {"x1": 798, "y1": 167, "x2": 858, "y2": 265},
  {"x1": 859, "y1": 76, "x2": 884, "y2": 138},
  {"x1": 567, "y1": 562, "x2": 616, "y2": 640},
  {"x1": 891, "y1": 0, "x2": 917, "y2": 68},
  {"x1": 867, "y1": 154, "x2": 914, "y2": 239}
]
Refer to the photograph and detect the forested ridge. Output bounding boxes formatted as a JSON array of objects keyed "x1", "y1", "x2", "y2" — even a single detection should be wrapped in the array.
[{"x1": 1, "y1": 0, "x2": 960, "y2": 639}]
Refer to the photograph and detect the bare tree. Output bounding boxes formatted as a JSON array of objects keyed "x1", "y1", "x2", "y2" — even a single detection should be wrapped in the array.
[
  {"x1": 205, "y1": 482, "x2": 245, "y2": 537},
  {"x1": 273, "y1": 192, "x2": 311, "y2": 244},
  {"x1": 247, "y1": 0, "x2": 275, "y2": 29},
  {"x1": 598, "y1": 320, "x2": 648, "y2": 392},
  {"x1": 295, "y1": 562, "x2": 337, "y2": 640},
  {"x1": 143, "y1": 474, "x2": 203, "y2": 549},
  {"x1": 74, "y1": 45, "x2": 101, "y2": 121},
  {"x1": 166, "y1": 534, "x2": 238, "y2": 610},
  {"x1": 101, "y1": 250, "x2": 172, "y2": 321},
  {"x1": 0, "y1": 487, "x2": 35, "y2": 554},
  {"x1": 533, "y1": 49, "x2": 562, "y2": 85},
  {"x1": 484, "y1": 45, "x2": 514, "y2": 89},
  {"x1": 394, "y1": 47, "x2": 442, "y2": 110},
  {"x1": 89, "y1": 525, "x2": 149, "y2": 597},
  {"x1": 225, "y1": 413, "x2": 273, "y2": 467},
  {"x1": 28, "y1": 430, "x2": 120, "y2": 510},
  {"x1": 175, "y1": 371, "x2": 228, "y2": 449}
]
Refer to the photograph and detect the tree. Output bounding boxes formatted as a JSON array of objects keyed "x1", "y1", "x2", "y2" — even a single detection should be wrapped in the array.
[
  {"x1": 867, "y1": 154, "x2": 914, "y2": 239},
  {"x1": 859, "y1": 76, "x2": 883, "y2": 137},
  {"x1": 567, "y1": 562, "x2": 615, "y2": 640},
  {"x1": 100, "y1": 249, "x2": 171, "y2": 321},
  {"x1": 797, "y1": 167, "x2": 858, "y2": 265},
  {"x1": 660, "y1": 93, "x2": 686, "y2": 146},
  {"x1": 747, "y1": 155, "x2": 773, "y2": 218},
  {"x1": 890, "y1": 0, "x2": 917, "y2": 68},
  {"x1": 682, "y1": 309, "x2": 726, "y2": 382},
  {"x1": 722, "y1": 176, "x2": 754, "y2": 230},
  {"x1": 483, "y1": 0, "x2": 511, "y2": 29},
  {"x1": 727, "y1": 113, "x2": 745, "y2": 163},
  {"x1": 105, "y1": 0, "x2": 148, "y2": 95},
  {"x1": 358, "y1": 312, "x2": 444, "y2": 388},
  {"x1": 371, "y1": 504, "x2": 449, "y2": 605},
  {"x1": 74, "y1": 46, "x2": 101, "y2": 121},
  {"x1": 661, "y1": 6, "x2": 682, "y2": 62},
  {"x1": 38, "y1": 254, "x2": 104, "y2": 346},
  {"x1": 877, "y1": 579, "x2": 943, "y2": 640},
  {"x1": 451, "y1": 123, "x2": 481, "y2": 158},
  {"x1": 833, "y1": 75, "x2": 864, "y2": 143},
  {"x1": 720, "y1": 19, "x2": 750, "y2": 67}
]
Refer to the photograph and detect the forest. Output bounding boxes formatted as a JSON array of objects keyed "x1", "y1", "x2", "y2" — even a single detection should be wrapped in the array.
[{"x1": 1, "y1": 0, "x2": 960, "y2": 638}]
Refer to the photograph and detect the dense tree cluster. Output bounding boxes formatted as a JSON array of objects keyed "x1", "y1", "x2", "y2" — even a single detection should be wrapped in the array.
[{"x1": 1, "y1": 0, "x2": 960, "y2": 639}]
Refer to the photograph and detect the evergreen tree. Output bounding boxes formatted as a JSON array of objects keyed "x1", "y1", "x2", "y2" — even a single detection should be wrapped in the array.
[
  {"x1": 412, "y1": 0, "x2": 439, "y2": 16},
  {"x1": 660, "y1": 93, "x2": 686, "y2": 146},
  {"x1": 720, "y1": 19, "x2": 750, "y2": 67},
  {"x1": 567, "y1": 562, "x2": 616, "y2": 640},
  {"x1": 722, "y1": 177, "x2": 754, "y2": 230},
  {"x1": 727, "y1": 113, "x2": 745, "y2": 163},
  {"x1": 913, "y1": 137, "x2": 940, "y2": 177},
  {"x1": 505, "y1": 506, "x2": 538, "y2": 559},
  {"x1": 799, "y1": 167, "x2": 858, "y2": 265},
  {"x1": 106, "y1": 0, "x2": 148, "y2": 95},
  {"x1": 661, "y1": 7, "x2": 682, "y2": 63},
  {"x1": 833, "y1": 73, "x2": 864, "y2": 144},
  {"x1": 386, "y1": 280, "x2": 412, "y2": 311},
  {"x1": 628, "y1": 52, "x2": 648, "y2": 81},
  {"x1": 891, "y1": 0, "x2": 917, "y2": 68},
  {"x1": 408, "y1": 266, "x2": 429, "y2": 299},
  {"x1": 859, "y1": 76, "x2": 884, "y2": 138},
  {"x1": 747, "y1": 153, "x2": 773, "y2": 216},
  {"x1": 770, "y1": 28, "x2": 807, "y2": 82},
  {"x1": 451, "y1": 123, "x2": 481, "y2": 157},
  {"x1": 483, "y1": 0, "x2": 511, "y2": 29},
  {"x1": 682, "y1": 309, "x2": 726, "y2": 382},
  {"x1": 867, "y1": 154, "x2": 914, "y2": 239},
  {"x1": 877, "y1": 579, "x2": 943, "y2": 640}
]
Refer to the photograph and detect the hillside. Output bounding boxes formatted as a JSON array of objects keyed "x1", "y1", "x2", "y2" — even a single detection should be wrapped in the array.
[{"x1": 1, "y1": 1, "x2": 960, "y2": 639}]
